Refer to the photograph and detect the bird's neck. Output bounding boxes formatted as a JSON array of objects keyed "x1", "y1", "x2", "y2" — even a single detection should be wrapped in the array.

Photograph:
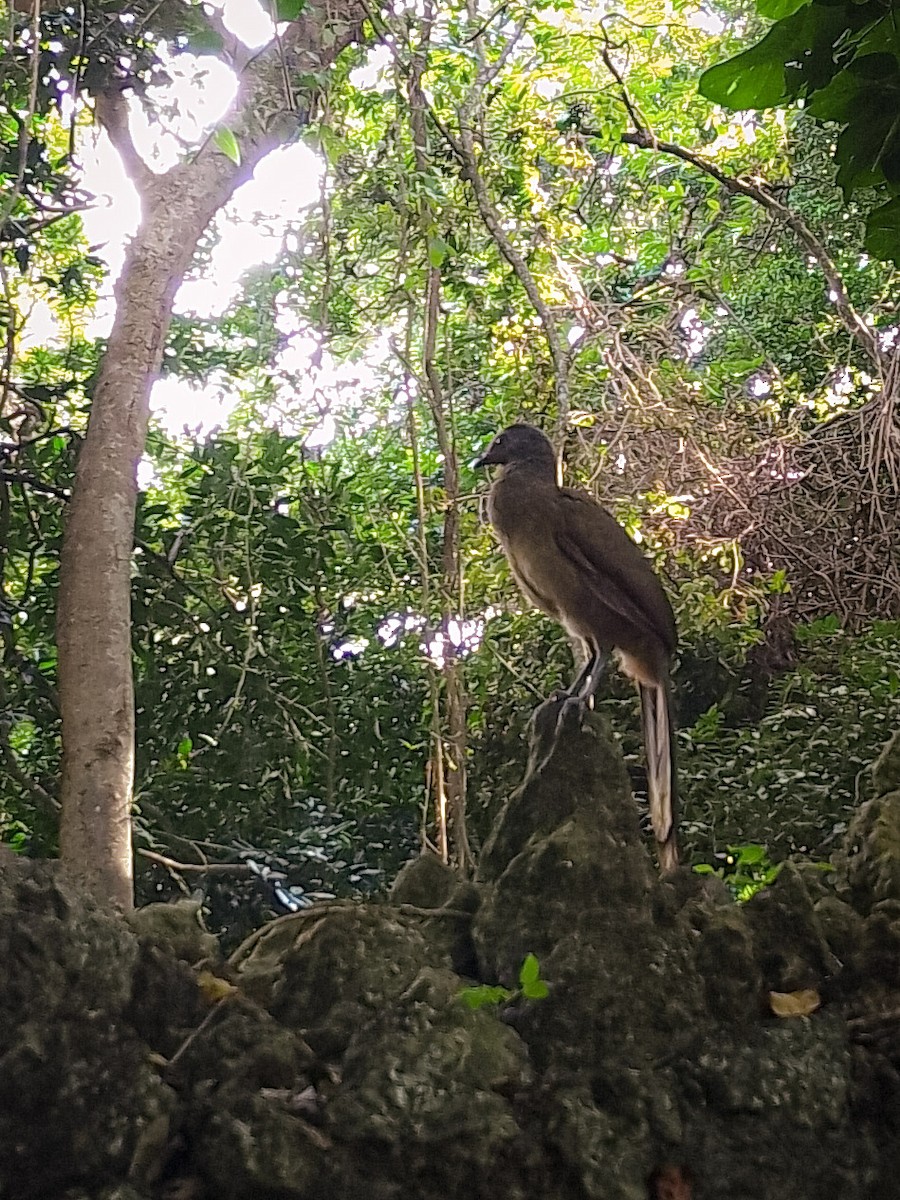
[
  {"x1": 496, "y1": 459, "x2": 557, "y2": 486},
  {"x1": 488, "y1": 459, "x2": 558, "y2": 539}
]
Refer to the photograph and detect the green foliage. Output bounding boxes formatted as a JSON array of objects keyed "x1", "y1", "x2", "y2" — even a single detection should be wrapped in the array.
[
  {"x1": 2, "y1": 0, "x2": 898, "y2": 938},
  {"x1": 701, "y1": 0, "x2": 900, "y2": 262},
  {"x1": 459, "y1": 984, "x2": 513, "y2": 1010},
  {"x1": 459, "y1": 953, "x2": 549, "y2": 1010},
  {"x1": 693, "y1": 843, "x2": 783, "y2": 901},
  {"x1": 213, "y1": 127, "x2": 241, "y2": 166},
  {"x1": 681, "y1": 621, "x2": 900, "y2": 861},
  {"x1": 519, "y1": 951, "x2": 550, "y2": 1000}
]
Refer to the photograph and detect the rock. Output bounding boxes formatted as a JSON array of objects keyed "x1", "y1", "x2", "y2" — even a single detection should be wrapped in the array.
[
  {"x1": 326, "y1": 967, "x2": 534, "y2": 1199},
  {"x1": 127, "y1": 897, "x2": 219, "y2": 965},
  {"x1": 477, "y1": 699, "x2": 652, "y2": 891},
  {"x1": 184, "y1": 1000, "x2": 324, "y2": 1199},
  {"x1": 4, "y1": 708, "x2": 900, "y2": 1200},
  {"x1": 0, "y1": 857, "x2": 177, "y2": 1200},
  {"x1": 743, "y1": 860, "x2": 840, "y2": 992},
  {"x1": 860, "y1": 899, "x2": 900, "y2": 987},
  {"x1": 873, "y1": 730, "x2": 900, "y2": 797},
  {"x1": 836, "y1": 788, "x2": 900, "y2": 914},
  {"x1": 813, "y1": 894, "x2": 866, "y2": 971},
  {"x1": 231, "y1": 905, "x2": 438, "y2": 1050},
  {"x1": 691, "y1": 902, "x2": 763, "y2": 1023},
  {"x1": 390, "y1": 852, "x2": 459, "y2": 908}
]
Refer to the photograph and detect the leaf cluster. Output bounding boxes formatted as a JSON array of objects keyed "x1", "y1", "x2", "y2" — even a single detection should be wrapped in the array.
[{"x1": 701, "y1": 0, "x2": 900, "y2": 262}]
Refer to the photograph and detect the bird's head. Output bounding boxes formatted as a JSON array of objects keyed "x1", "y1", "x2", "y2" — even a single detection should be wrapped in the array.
[{"x1": 473, "y1": 424, "x2": 556, "y2": 470}]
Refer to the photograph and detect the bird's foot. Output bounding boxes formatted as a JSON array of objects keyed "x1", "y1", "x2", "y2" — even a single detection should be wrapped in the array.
[{"x1": 555, "y1": 693, "x2": 588, "y2": 729}]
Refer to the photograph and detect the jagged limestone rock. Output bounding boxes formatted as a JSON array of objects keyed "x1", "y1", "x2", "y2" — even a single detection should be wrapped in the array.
[
  {"x1": 126, "y1": 896, "x2": 219, "y2": 965},
  {"x1": 324, "y1": 967, "x2": 535, "y2": 1198},
  {"x1": 836, "y1": 787, "x2": 900, "y2": 914},
  {"x1": 183, "y1": 1001, "x2": 324, "y2": 1199},
  {"x1": 690, "y1": 901, "x2": 764, "y2": 1023},
  {"x1": 5, "y1": 710, "x2": 900, "y2": 1200},
  {"x1": 0, "y1": 857, "x2": 176, "y2": 1199},
  {"x1": 873, "y1": 730, "x2": 900, "y2": 797},
  {"x1": 742, "y1": 859, "x2": 841, "y2": 992},
  {"x1": 389, "y1": 851, "x2": 459, "y2": 908}
]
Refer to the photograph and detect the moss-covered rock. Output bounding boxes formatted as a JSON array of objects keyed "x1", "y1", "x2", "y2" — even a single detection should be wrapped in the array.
[
  {"x1": 4, "y1": 712, "x2": 900, "y2": 1200},
  {"x1": 836, "y1": 788, "x2": 900, "y2": 913},
  {"x1": 873, "y1": 730, "x2": 900, "y2": 797},
  {"x1": 0, "y1": 857, "x2": 176, "y2": 1199},
  {"x1": 742, "y1": 859, "x2": 840, "y2": 991}
]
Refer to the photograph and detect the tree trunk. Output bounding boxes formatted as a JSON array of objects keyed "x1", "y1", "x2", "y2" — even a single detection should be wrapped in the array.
[
  {"x1": 57, "y1": 193, "x2": 197, "y2": 908},
  {"x1": 56, "y1": 4, "x2": 370, "y2": 908}
]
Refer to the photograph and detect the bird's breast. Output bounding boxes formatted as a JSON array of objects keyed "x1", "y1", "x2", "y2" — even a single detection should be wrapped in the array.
[{"x1": 487, "y1": 476, "x2": 567, "y2": 619}]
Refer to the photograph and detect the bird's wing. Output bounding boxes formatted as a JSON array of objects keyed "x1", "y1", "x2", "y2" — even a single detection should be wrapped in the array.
[{"x1": 555, "y1": 489, "x2": 677, "y2": 651}]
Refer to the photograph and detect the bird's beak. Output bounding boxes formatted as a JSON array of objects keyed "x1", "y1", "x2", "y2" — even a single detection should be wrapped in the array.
[{"x1": 471, "y1": 440, "x2": 496, "y2": 469}]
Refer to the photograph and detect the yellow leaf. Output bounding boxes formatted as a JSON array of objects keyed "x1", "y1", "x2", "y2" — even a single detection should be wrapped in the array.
[
  {"x1": 769, "y1": 988, "x2": 821, "y2": 1018},
  {"x1": 197, "y1": 970, "x2": 237, "y2": 1005}
]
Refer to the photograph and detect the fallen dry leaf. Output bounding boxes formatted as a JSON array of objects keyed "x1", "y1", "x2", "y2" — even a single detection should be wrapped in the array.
[
  {"x1": 196, "y1": 970, "x2": 238, "y2": 1005},
  {"x1": 769, "y1": 988, "x2": 821, "y2": 1018}
]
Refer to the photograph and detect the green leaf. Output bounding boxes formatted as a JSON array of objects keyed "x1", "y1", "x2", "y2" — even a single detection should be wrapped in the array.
[
  {"x1": 732, "y1": 843, "x2": 766, "y2": 866},
  {"x1": 275, "y1": 0, "x2": 306, "y2": 18},
  {"x1": 848, "y1": 53, "x2": 900, "y2": 82},
  {"x1": 833, "y1": 96, "x2": 899, "y2": 193},
  {"x1": 214, "y1": 127, "x2": 241, "y2": 166},
  {"x1": 700, "y1": 54, "x2": 786, "y2": 111},
  {"x1": 519, "y1": 952, "x2": 541, "y2": 988},
  {"x1": 458, "y1": 984, "x2": 512, "y2": 1009},
  {"x1": 699, "y1": 32, "x2": 791, "y2": 110},
  {"x1": 757, "y1": 0, "x2": 810, "y2": 19},
  {"x1": 522, "y1": 977, "x2": 549, "y2": 1000},
  {"x1": 427, "y1": 235, "x2": 448, "y2": 268},
  {"x1": 700, "y1": 6, "x2": 858, "y2": 110},
  {"x1": 865, "y1": 197, "x2": 900, "y2": 264},
  {"x1": 177, "y1": 736, "x2": 193, "y2": 758}
]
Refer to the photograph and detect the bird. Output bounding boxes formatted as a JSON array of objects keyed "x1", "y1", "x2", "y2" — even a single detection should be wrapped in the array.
[{"x1": 474, "y1": 423, "x2": 679, "y2": 872}]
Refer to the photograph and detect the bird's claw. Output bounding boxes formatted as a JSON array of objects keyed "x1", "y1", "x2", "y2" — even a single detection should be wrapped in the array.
[{"x1": 555, "y1": 694, "x2": 587, "y2": 728}]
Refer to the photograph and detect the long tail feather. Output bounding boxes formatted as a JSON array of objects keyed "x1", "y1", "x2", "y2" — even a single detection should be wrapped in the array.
[{"x1": 639, "y1": 681, "x2": 679, "y2": 872}]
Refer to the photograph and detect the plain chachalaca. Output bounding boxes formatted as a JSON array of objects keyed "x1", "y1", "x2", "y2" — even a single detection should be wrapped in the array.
[{"x1": 474, "y1": 423, "x2": 679, "y2": 873}]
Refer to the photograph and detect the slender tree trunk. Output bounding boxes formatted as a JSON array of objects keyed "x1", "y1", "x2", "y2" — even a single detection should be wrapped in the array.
[
  {"x1": 56, "y1": 4, "x2": 370, "y2": 908},
  {"x1": 407, "y1": 25, "x2": 473, "y2": 873},
  {"x1": 58, "y1": 185, "x2": 214, "y2": 908}
]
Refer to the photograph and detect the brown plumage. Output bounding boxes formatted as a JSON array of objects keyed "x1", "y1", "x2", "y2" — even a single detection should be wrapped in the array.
[{"x1": 475, "y1": 423, "x2": 679, "y2": 872}]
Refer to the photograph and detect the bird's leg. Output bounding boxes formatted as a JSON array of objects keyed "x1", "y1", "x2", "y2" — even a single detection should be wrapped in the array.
[
  {"x1": 565, "y1": 655, "x2": 596, "y2": 699},
  {"x1": 556, "y1": 648, "x2": 607, "y2": 727},
  {"x1": 551, "y1": 643, "x2": 597, "y2": 701},
  {"x1": 575, "y1": 648, "x2": 607, "y2": 705}
]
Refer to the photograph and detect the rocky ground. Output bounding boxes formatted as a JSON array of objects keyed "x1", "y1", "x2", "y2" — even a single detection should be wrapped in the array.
[{"x1": 2, "y1": 702, "x2": 900, "y2": 1200}]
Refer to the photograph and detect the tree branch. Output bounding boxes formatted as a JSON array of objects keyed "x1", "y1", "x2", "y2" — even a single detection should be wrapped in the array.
[
  {"x1": 617, "y1": 130, "x2": 882, "y2": 368},
  {"x1": 595, "y1": 37, "x2": 881, "y2": 367},
  {"x1": 93, "y1": 89, "x2": 155, "y2": 194},
  {"x1": 137, "y1": 848, "x2": 257, "y2": 875}
]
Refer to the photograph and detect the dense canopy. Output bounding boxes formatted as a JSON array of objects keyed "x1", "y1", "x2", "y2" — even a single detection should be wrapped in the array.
[{"x1": 1, "y1": 0, "x2": 898, "y2": 924}]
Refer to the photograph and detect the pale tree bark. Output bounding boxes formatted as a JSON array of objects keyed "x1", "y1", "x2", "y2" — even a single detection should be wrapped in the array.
[{"x1": 57, "y1": 1, "x2": 372, "y2": 909}]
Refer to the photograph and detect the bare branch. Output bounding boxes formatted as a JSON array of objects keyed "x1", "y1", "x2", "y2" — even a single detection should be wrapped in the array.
[
  {"x1": 137, "y1": 848, "x2": 257, "y2": 876},
  {"x1": 618, "y1": 130, "x2": 882, "y2": 368},
  {"x1": 93, "y1": 90, "x2": 155, "y2": 194}
]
